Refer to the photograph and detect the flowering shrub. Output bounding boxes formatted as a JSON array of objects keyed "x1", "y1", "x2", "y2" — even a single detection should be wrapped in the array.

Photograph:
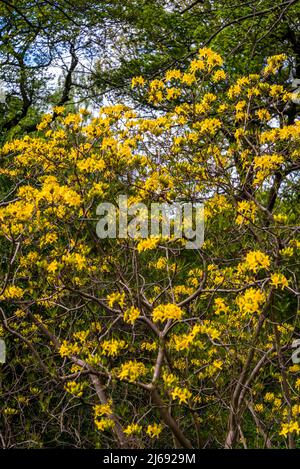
[{"x1": 0, "y1": 48, "x2": 299, "y2": 448}]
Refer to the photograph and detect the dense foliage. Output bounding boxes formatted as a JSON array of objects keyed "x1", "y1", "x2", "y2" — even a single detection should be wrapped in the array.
[{"x1": 0, "y1": 0, "x2": 299, "y2": 450}]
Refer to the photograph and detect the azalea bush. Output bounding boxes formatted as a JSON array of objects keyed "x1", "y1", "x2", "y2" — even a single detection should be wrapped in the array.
[{"x1": 0, "y1": 48, "x2": 299, "y2": 448}]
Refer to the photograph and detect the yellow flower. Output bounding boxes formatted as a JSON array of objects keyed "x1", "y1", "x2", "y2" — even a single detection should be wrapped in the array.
[
  {"x1": 64, "y1": 381, "x2": 84, "y2": 397},
  {"x1": 3, "y1": 407, "x2": 18, "y2": 415},
  {"x1": 77, "y1": 157, "x2": 105, "y2": 173},
  {"x1": 101, "y1": 338, "x2": 127, "y2": 357},
  {"x1": 107, "y1": 292, "x2": 125, "y2": 308},
  {"x1": 214, "y1": 298, "x2": 229, "y2": 315},
  {"x1": 123, "y1": 423, "x2": 142, "y2": 436},
  {"x1": 171, "y1": 386, "x2": 192, "y2": 404},
  {"x1": 94, "y1": 401, "x2": 113, "y2": 418},
  {"x1": 270, "y1": 273, "x2": 289, "y2": 289},
  {"x1": 212, "y1": 69, "x2": 226, "y2": 82},
  {"x1": 124, "y1": 306, "x2": 140, "y2": 324},
  {"x1": 137, "y1": 237, "x2": 160, "y2": 252},
  {"x1": 152, "y1": 303, "x2": 183, "y2": 322},
  {"x1": 237, "y1": 288, "x2": 266, "y2": 315},
  {"x1": 189, "y1": 58, "x2": 206, "y2": 73},
  {"x1": 162, "y1": 372, "x2": 178, "y2": 388},
  {"x1": 253, "y1": 154, "x2": 284, "y2": 184},
  {"x1": 0, "y1": 285, "x2": 24, "y2": 300},
  {"x1": 200, "y1": 322, "x2": 221, "y2": 340},
  {"x1": 269, "y1": 84, "x2": 290, "y2": 100},
  {"x1": 73, "y1": 330, "x2": 89, "y2": 342},
  {"x1": 280, "y1": 247, "x2": 293, "y2": 257},
  {"x1": 181, "y1": 72, "x2": 196, "y2": 86},
  {"x1": 274, "y1": 214, "x2": 288, "y2": 224},
  {"x1": 279, "y1": 421, "x2": 300, "y2": 437},
  {"x1": 36, "y1": 113, "x2": 52, "y2": 131},
  {"x1": 166, "y1": 87, "x2": 181, "y2": 100},
  {"x1": 254, "y1": 403, "x2": 264, "y2": 413},
  {"x1": 244, "y1": 250, "x2": 270, "y2": 273},
  {"x1": 131, "y1": 76, "x2": 145, "y2": 88},
  {"x1": 289, "y1": 364, "x2": 300, "y2": 373},
  {"x1": 172, "y1": 324, "x2": 202, "y2": 351},
  {"x1": 153, "y1": 257, "x2": 167, "y2": 269},
  {"x1": 228, "y1": 83, "x2": 242, "y2": 99},
  {"x1": 292, "y1": 404, "x2": 300, "y2": 417},
  {"x1": 273, "y1": 398, "x2": 282, "y2": 408},
  {"x1": 264, "y1": 392, "x2": 275, "y2": 402},
  {"x1": 236, "y1": 200, "x2": 257, "y2": 225},
  {"x1": 141, "y1": 341, "x2": 157, "y2": 352},
  {"x1": 61, "y1": 252, "x2": 87, "y2": 270},
  {"x1": 218, "y1": 103, "x2": 228, "y2": 113},
  {"x1": 198, "y1": 47, "x2": 223, "y2": 68},
  {"x1": 94, "y1": 417, "x2": 115, "y2": 432},
  {"x1": 234, "y1": 127, "x2": 246, "y2": 141},
  {"x1": 47, "y1": 260, "x2": 60, "y2": 274},
  {"x1": 195, "y1": 118, "x2": 221, "y2": 135},
  {"x1": 213, "y1": 359, "x2": 223, "y2": 370},
  {"x1": 149, "y1": 79, "x2": 164, "y2": 91},
  {"x1": 256, "y1": 109, "x2": 271, "y2": 121},
  {"x1": 263, "y1": 54, "x2": 286, "y2": 76},
  {"x1": 165, "y1": 69, "x2": 182, "y2": 81},
  {"x1": 63, "y1": 113, "x2": 82, "y2": 128},
  {"x1": 59, "y1": 340, "x2": 80, "y2": 358},
  {"x1": 52, "y1": 106, "x2": 65, "y2": 115},
  {"x1": 146, "y1": 423, "x2": 163, "y2": 439},
  {"x1": 118, "y1": 361, "x2": 147, "y2": 382}
]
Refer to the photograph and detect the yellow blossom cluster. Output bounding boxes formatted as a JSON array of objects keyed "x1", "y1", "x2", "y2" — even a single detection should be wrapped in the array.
[
  {"x1": 94, "y1": 401, "x2": 113, "y2": 418},
  {"x1": 59, "y1": 340, "x2": 80, "y2": 358},
  {"x1": 93, "y1": 401, "x2": 115, "y2": 432},
  {"x1": 123, "y1": 306, "x2": 140, "y2": 324},
  {"x1": 123, "y1": 423, "x2": 142, "y2": 436},
  {"x1": 236, "y1": 200, "x2": 257, "y2": 225},
  {"x1": 171, "y1": 321, "x2": 221, "y2": 351},
  {"x1": 279, "y1": 421, "x2": 300, "y2": 437},
  {"x1": 137, "y1": 237, "x2": 160, "y2": 252},
  {"x1": 243, "y1": 250, "x2": 271, "y2": 273},
  {"x1": 146, "y1": 423, "x2": 163, "y2": 439},
  {"x1": 236, "y1": 288, "x2": 266, "y2": 315},
  {"x1": 117, "y1": 361, "x2": 147, "y2": 382},
  {"x1": 270, "y1": 273, "x2": 289, "y2": 289},
  {"x1": 214, "y1": 298, "x2": 229, "y2": 315},
  {"x1": 107, "y1": 292, "x2": 125, "y2": 309},
  {"x1": 131, "y1": 47, "x2": 224, "y2": 105},
  {"x1": 0, "y1": 285, "x2": 24, "y2": 300},
  {"x1": 170, "y1": 387, "x2": 192, "y2": 404},
  {"x1": 101, "y1": 338, "x2": 127, "y2": 357},
  {"x1": 253, "y1": 154, "x2": 284, "y2": 185},
  {"x1": 172, "y1": 324, "x2": 202, "y2": 351},
  {"x1": 162, "y1": 372, "x2": 179, "y2": 388},
  {"x1": 94, "y1": 418, "x2": 115, "y2": 432},
  {"x1": 152, "y1": 303, "x2": 184, "y2": 323},
  {"x1": 141, "y1": 341, "x2": 157, "y2": 352},
  {"x1": 263, "y1": 54, "x2": 286, "y2": 75},
  {"x1": 64, "y1": 381, "x2": 84, "y2": 397}
]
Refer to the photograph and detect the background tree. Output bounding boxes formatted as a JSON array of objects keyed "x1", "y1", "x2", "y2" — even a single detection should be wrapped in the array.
[{"x1": 0, "y1": 0, "x2": 299, "y2": 140}]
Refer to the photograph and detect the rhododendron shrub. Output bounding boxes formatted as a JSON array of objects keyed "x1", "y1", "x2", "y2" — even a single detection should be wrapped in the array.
[{"x1": 0, "y1": 49, "x2": 299, "y2": 448}]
